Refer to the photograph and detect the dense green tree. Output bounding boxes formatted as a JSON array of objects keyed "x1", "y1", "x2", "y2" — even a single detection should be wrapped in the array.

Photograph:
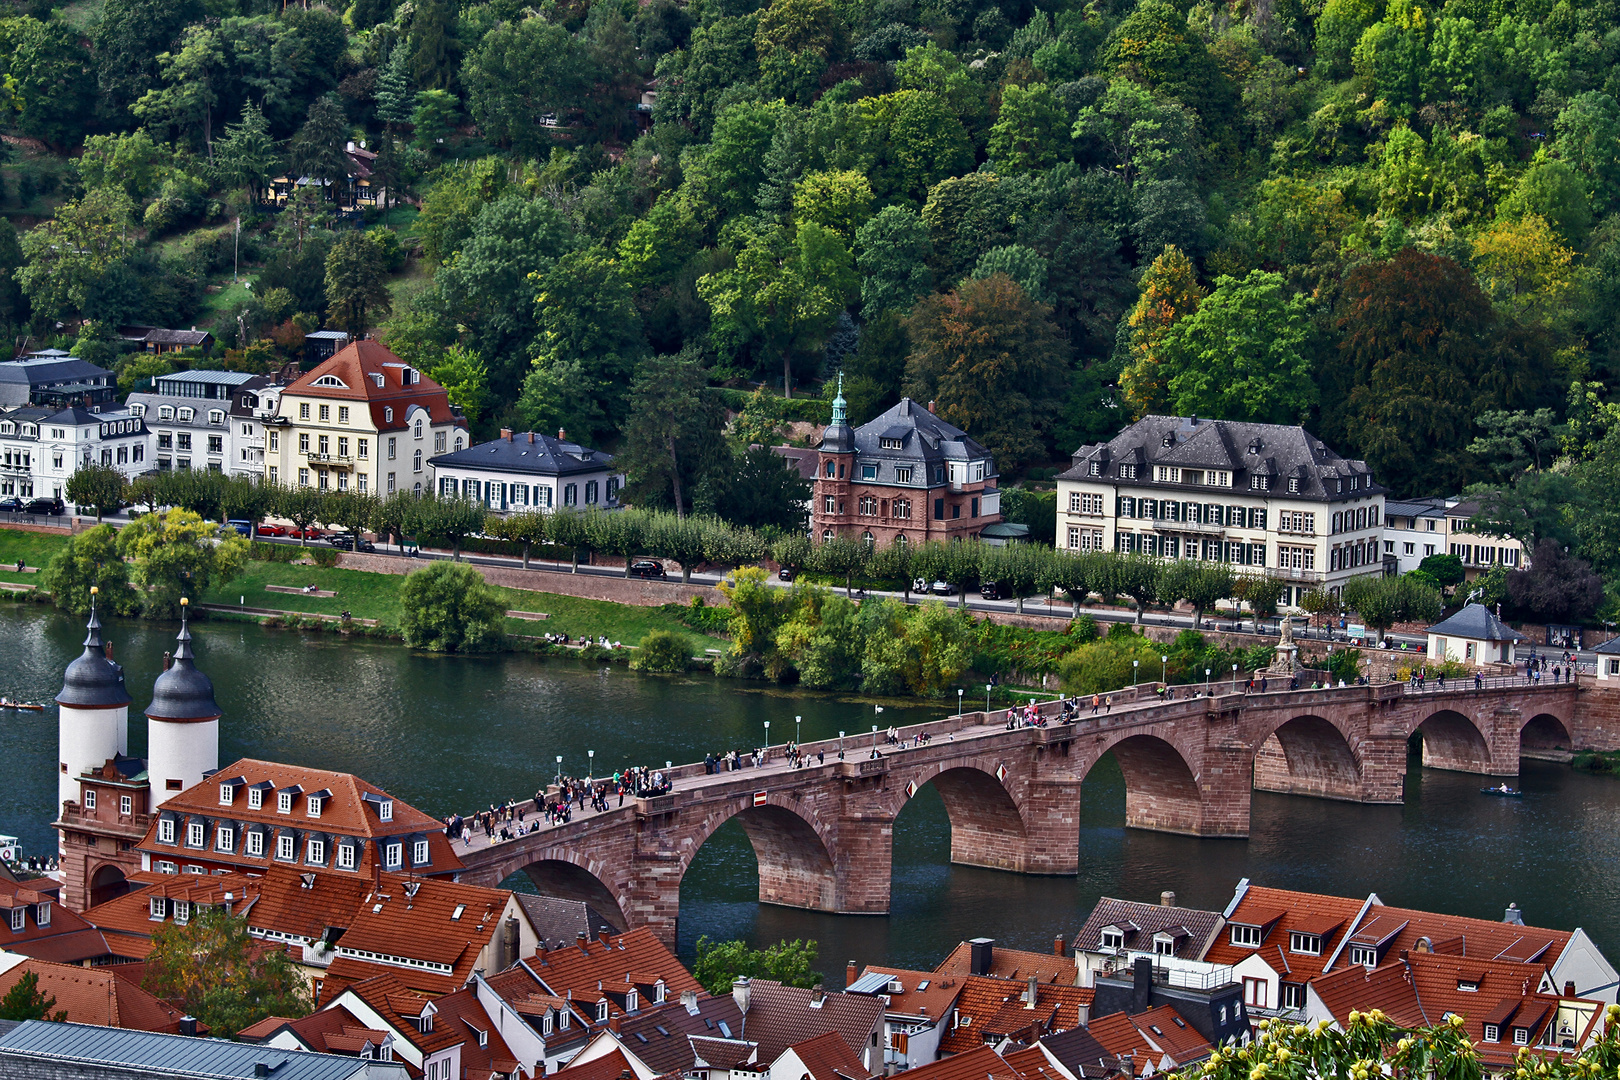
[
  {"x1": 41, "y1": 526, "x2": 138, "y2": 618},
  {"x1": 464, "y1": 19, "x2": 592, "y2": 157},
  {"x1": 521, "y1": 249, "x2": 646, "y2": 444},
  {"x1": 903, "y1": 274, "x2": 1069, "y2": 475},
  {"x1": 619, "y1": 349, "x2": 728, "y2": 516},
  {"x1": 988, "y1": 83, "x2": 1070, "y2": 174},
  {"x1": 407, "y1": 0, "x2": 460, "y2": 92},
  {"x1": 324, "y1": 232, "x2": 392, "y2": 339},
  {"x1": 695, "y1": 445, "x2": 812, "y2": 532},
  {"x1": 856, "y1": 206, "x2": 933, "y2": 316},
  {"x1": 18, "y1": 189, "x2": 137, "y2": 326},
  {"x1": 692, "y1": 937, "x2": 819, "y2": 995},
  {"x1": 212, "y1": 103, "x2": 279, "y2": 205},
  {"x1": 1, "y1": 17, "x2": 95, "y2": 151},
  {"x1": 288, "y1": 94, "x2": 352, "y2": 187},
  {"x1": 144, "y1": 910, "x2": 311, "y2": 1036},
  {"x1": 400, "y1": 561, "x2": 505, "y2": 651},
  {"x1": 65, "y1": 465, "x2": 129, "y2": 522},
  {"x1": 1158, "y1": 271, "x2": 1316, "y2": 425},
  {"x1": 116, "y1": 510, "x2": 249, "y2": 618}
]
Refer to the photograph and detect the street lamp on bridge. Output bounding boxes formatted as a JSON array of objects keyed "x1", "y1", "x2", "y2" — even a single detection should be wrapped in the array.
[
  {"x1": 1161, "y1": 655, "x2": 1168, "y2": 685},
  {"x1": 555, "y1": 755, "x2": 562, "y2": 783}
]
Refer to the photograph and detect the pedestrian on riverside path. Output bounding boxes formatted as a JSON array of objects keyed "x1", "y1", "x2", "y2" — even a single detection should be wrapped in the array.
[
  {"x1": 1105, "y1": 695, "x2": 1113, "y2": 713},
  {"x1": 1092, "y1": 694, "x2": 1100, "y2": 715},
  {"x1": 1475, "y1": 671, "x2": 1483, "y2": 689},
  {"x1": 1260, "y1": 676, "x2": 1268, "y2": 693}
]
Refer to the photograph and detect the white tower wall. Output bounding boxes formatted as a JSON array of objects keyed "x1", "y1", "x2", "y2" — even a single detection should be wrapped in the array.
[
  {"x1": 57, "y1": 704, "x2": 126, "y2": 814},
  {"x1": 147, "y1": 719, "x2": 219, "y2": 809}
]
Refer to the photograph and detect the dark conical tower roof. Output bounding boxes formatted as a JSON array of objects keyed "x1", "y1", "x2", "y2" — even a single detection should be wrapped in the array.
[
  {"x1": 146, "y1": 600, "x2": 221, "y2": 722},
  {"x1": 820, "y1": 372, "x2": 854, "y2": 454},
  {"x1": 56, "y1": 590, "x2": 132, "y2": 709}
]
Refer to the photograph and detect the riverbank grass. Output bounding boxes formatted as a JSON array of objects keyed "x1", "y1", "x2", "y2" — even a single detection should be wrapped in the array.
[
  {"x1": 196, "y1": 559, "x2": 727, "y2": 652},
  {"x1": 0, "y1": 530, "x2": 69, "y2": 585}
]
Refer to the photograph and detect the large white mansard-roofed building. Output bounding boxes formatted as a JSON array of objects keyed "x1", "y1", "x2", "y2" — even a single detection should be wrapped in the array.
[{"x1": 1056, "y1": 415, "x2": 1391, "y2": 608}]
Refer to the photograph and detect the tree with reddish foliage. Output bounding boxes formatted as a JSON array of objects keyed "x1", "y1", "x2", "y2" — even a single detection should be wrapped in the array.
[
  {"x1": 902, "y1": 273, "x2": 1069, "y2": 475},
  {"x1": 1508, "y1": 539, "x2": 1605, "y2": 624}
]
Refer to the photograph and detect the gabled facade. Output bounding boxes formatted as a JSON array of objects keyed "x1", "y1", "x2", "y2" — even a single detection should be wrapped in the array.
[
  {"x1": 1056, "y1": 416, "x2": 1389, "y2": 608},
  {"x1": 128, "y1": 370, "x2": 268, "y2": 475},
  {"x1": 0, "y1": 404, "x2": 150, "y2": 503},
  {"x1": 1072, "y1": 897, "x2": 1225, "y2": 986},
  {"x1": 265, "y1": 340, "x2": 466, "y2": 498},
  {"x1": 812, "y1": 392, "x2": 1001, "y2": 548},
  {"x1": 845, "y1": 965, "x2": 964, "y2": 1071}
]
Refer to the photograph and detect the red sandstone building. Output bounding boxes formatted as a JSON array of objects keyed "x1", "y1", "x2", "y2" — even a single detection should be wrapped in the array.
[{"x1": 812, "y1": 386, "x2": 1002, "y2": 548}]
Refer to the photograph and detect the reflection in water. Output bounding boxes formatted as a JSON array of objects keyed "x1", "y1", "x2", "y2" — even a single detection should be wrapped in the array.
[{"x1": 4, "y1": 607, "x2": 1619, "y2": 985}]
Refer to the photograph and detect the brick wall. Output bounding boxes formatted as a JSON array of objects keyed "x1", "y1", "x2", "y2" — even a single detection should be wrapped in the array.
[{"x1": 335, "y1": 552, "x2": 727, "y2": 607}]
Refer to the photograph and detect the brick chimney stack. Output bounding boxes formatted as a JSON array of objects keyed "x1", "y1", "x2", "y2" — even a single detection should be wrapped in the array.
[
  {"x1": 847, "y1": 960, "x2": 858, "y2": 989},
  {"x1": 501, "y1": 428, "x2": 512, "y2": 441}
]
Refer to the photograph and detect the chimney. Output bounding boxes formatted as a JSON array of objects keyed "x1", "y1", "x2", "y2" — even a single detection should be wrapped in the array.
[
  {"x1": 1160, "y1": 891, "x2": 1176, "y2": 907},
  {"x1": 178, "y1": 1016, "x2": 198, "y2": 1037},
  {"x1": 811, "y1": 983, "x2": 825, "y2": 1007},
  {"x1": 681, "y1": 989, "x2": 699, "y2": 1012},
  {"x1": 501, "y1": 428, "x2": 513, "y2": 441},
  {"x1": 1053, "y1": 934, "x2": 1065, "y2": 957},
  {"x1": 732, "y1": 977, "x2": 752, "y2": 1017},
  {"x1": 969, "y1": 938, "x2": 994, "y2": 977},
  {"x1": 503, "y1": 915, "x2": 520, "y2": 970},
  {"x1": 528, "y1": 432, "x2": 535, "y2": 444},
  {"x1": 1024, "y1": 976, "x2": 1038, "y2": 1009},
  {"x1": 926, "y1": 401, "x2": 936, "y2": 414},
  {"x1": 558, "y1": 428, "x2": 568, "y2": 442},
  {"x1": 1504, "y1": 903, "x2": 1524, "y2": 925},
  {"x1": 598, "y1": 926, "x2": 612, "y2": 944},
  {"x1": 847, "y1": 960, "x2": 858, "y2": 989},
  {"x1": 1131, "y1": 956, "x2": 1152, "y2": 1014},
  {"x1": 1398, "y1": 949, "x2": 1409, "y2": 962},
  {"x1": 608, "y1": 1014, "x2": 623, "y2": 1034},
  {"x1": 1565, "y1": 981, "x2": 1577, "y2": 998}
]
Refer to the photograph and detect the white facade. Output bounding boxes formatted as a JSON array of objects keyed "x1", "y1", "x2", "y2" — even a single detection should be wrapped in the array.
[
  {"x1": 147, "y1": 718, "x2": 219, "y2": 810},
  {"x1": 0, "y1": 405, "x2": 151, "y2": 503},
  {"x1": 57, "y1": 703, "x2": 126, "y2": 816},
  {"x1": 1385, "y1": 497, "x2": 1526, "y2": 577},
  {"x1": 428, "y1": 430, "x2": 622, "y2": 514}
]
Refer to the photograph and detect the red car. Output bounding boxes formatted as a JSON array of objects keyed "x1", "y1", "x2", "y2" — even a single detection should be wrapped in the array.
[
  {"x1": 256, "y1": 523, "x2": 288, "y2": 537},
  {"x1": 289, "y1": 526, "x2": 324, "y2": 540}
]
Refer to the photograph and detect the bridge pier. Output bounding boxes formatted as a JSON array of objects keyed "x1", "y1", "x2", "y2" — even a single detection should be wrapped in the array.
[{"x1": 831, "y1": 816, "x2": 894, "y2": 914}]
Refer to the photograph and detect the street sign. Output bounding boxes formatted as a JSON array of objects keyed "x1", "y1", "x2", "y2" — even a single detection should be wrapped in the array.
[{"x1": 753, "y1": 791, "x2": 768, "y2": 807}]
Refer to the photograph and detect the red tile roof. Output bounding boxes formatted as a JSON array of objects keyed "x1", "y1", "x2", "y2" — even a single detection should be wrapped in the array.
[
  {"x1": 0, "y1": 878, "x2": 111, "y2": 963},
  {"x1": 284, "y1": 341, "x2": 463, "y2": 433},
  {"x1": 556, "y1": 1046, "x2": 644, "y2": 1080},
  {"x1": 1343, "y1": 903, "x2": 1572, "y2": 972},
  {"x1": 237, "y1": 1004, "x2": 395, "y2": 1057},
  {"x1": 1310, "y1": 952, "x2": 1603, "y2": 1069},
  {"x1": 897, "y1": 1045, "x2": 1023, "y2": 1080},
  {"x1": 847, "y1": 966, "x2": 965, "y2": 1023},
  {"x1": 0, "y1": 958, "x2": 188, "y2": 1033},
  {"x1": 1202, "y1": 885, "x2": 1370, "y2": 983},
  {"x1": 936, "y1": 943, "x2": 1079, "y2": 986},
  {"x1": 937, "y1": 977, "x2": 1092, "y2": 1056},
  {"x1": 330, "y1": 972, "x2": 464, "y2": 1056},
  {"x1": 1085, "y1": 1008, "x2": 1209, "y2": 1076},
  {"x1": 426, "y1": 986, "x2": 522, "y2": 1076},
  {"x1": 1001, "y1": 1045, "x2": 1071, "y2": 1080},
  {"x1": 739, "y1": 981, "x2": 885, "y2": 1066},
  {"x1": 783, "y1": 1029, "x2": 874, "y2": 1080},
  {"x1": 526, "y1": 928, "x2": 703, "y2": 1017},
  {"x1": 137, "y1": 758, "x2": 462, "y2": 879}
]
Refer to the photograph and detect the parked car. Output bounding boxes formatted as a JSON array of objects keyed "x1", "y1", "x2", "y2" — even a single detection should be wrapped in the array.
[
  {"x1": 25, "y1": 497, "x2": 65, "y2": 515},
  {"x1": 778, "y1": 567, "x2": 795, "y2": 581},
  {"x1": 255, "y1": 523, "x2": 288, "y2": 537},
  {"x1": 979, "y1": 580, "x2": 1010, "y2": 601},
  {"x1": 288, "y1": 526, "x2": 324, "y2": 540},
  {"x1": 226, "y1": 519, "x2": 253, "y2": 537},
  {"x1": 930, "y1": 580, "x2": 956, "y2": 596},
  {"x1": 628, "y1": 560, "x2": 667, "y2": 579},
  {"x1": 326, "y1": 534, "x2": 376, "y2": 553},
  {"x1": 0, "y1": 497, "x2": 23, "y2": 513}
]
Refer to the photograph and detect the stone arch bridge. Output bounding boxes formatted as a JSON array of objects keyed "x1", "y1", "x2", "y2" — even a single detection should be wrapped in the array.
[{"x1": 455, "y1": 679, "x2": 1616, "y2": 946}]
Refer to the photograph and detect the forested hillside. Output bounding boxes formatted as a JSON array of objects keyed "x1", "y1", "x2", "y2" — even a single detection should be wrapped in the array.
[{"x1": 1, "y1": 0, "x2": 1618, "y2": 586}]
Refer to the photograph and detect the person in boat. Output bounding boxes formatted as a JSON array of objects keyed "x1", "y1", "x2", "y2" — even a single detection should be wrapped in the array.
[{"x1": 1500, "y1": 783, "x2": 1512, "y2": 793}]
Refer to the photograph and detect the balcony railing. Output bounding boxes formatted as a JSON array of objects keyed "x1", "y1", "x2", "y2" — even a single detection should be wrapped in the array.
[
  {"x1": 1274, "y1": 567, "x2": 1324, "y2": 583},
  {"x1": 1149, "y1": 518, "x2": 1226, "y2": 534},
  {"x1": 305, "y1": 453, "x2": 355, "y2": 466}
]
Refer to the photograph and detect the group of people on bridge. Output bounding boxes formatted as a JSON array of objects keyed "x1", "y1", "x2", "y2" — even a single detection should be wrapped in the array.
[{"x1": 445, "y1": 766, "x2": 675, "y2": 847}]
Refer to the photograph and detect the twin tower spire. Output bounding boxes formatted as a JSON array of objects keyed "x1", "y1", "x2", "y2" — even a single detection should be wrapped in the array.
[{"x1": 55, "y1": 592, "x2": 222, "y2": 815}]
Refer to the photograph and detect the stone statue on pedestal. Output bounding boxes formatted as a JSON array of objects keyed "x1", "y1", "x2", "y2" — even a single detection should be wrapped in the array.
[{"x1": 1270, "y1": 615, "x2": 1299, "y2": 676}]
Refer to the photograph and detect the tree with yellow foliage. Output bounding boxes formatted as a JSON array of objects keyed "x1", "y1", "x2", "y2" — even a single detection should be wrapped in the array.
[
  {"x1": 1119, "y1": 245, "x2": 1205, "y2": 418},
  {"x1": 1471, "y1": 213, "x2": 1576, "y2": 326}
]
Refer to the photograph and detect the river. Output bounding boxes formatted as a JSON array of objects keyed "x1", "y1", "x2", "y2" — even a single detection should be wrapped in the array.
[{"x1": 4, "y1": 606, "x2": 1618, "y2": 983}]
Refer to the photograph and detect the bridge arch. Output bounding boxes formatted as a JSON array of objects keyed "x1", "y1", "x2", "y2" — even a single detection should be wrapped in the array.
[
  {"x1": 1252, "y1": 714, "x2": 1363, "y2": 801},
  {"x1": 88, "y1": 863, "x2": 131, "y2": 908},
  {"x1": 894, "y1": 762, "x2": 1031, "y2": 873},
  {"x1": 680, "y1": 793, "x2": 842, "y2": 913},
  {"x1": 1085, "y1": 733, "x2": 1205, "y2": 835},
  {"x1": 1520, "y1": 712, "x2": 1573, "y2": 759},
  {"x1": 501, "y1": 847, "x2": 632, "y2": 934},
  {"x1": 1411, "y1": 708, "x2": 1492, "y2": 772}
]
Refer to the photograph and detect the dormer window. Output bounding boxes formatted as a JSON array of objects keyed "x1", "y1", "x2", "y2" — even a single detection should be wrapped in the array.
[
  {"x1": 1288, "y1": 477, "x2": 1300, "y2": 493},
  {"x1": 413, "y1": 839, "x2": 429, "y2": 865},
  {"x1": 1513, "y1": 1027, "x2": 1529, "y2": 1046},
  {"x1": 1289, "y1": 932, "x2": 1321, "y2": 956},
  {"x1": 1119, "y1": 464, "x2": 1137, "y2": 479},
  {"x1": 312, "y1": 375, "x2": 349, "y2": 389},
  {"x1": 248, "y1": 787, "x2": 263, "y2": 810},
  {"x1": 1100, "y1": 929, "x2": 1124, "y2": 950},
  {"x1": 1154, "y1": 937, "x2": 1175, "y2": 956},
  {"x1": 628, "y1": 989, "x2": 639, "y2": 1012},
  {"x1": 219, "y1": 782, "x2": 238, "y2": 806},
  {"x1": 174, "y1": 900, "x2": 191, "y2": 924},
  {"x1": 1484, "y1": 1023, "x2": 1500, "y2": 1042},
  {"x1": 278, "y1": 791, "x2": 294, "y2": 813},
  {"x1": 385, "y1": 842, "x2": 402, "y2": 869},
  {"x1": 879, "y1": 437, "x2": 903, "y2": 450},
  {"x1": 1250, "y1": 475, "x2": 1270, "y2": 491},
  {"x1": 1349, "y1": 945, "x2": 1377, "y2": 967},
  {"x1": 1089, "y1": 461, "x2": 1101, "y2": 476},
  {"x1": 216, "y1": 825, "x2": 235, "y2": 852},
  {"x1": 307, "y1": 795, "x2": 323, "y2": 818},
  {"x1": 596, "y1": 1001, "x2": 609, "y2": 1023},
  {"x1": 8, "y1": 907, "x2": 23, "y2": 932},
  {"x1": 36, "y1": 902, "x2": 50, "y2": 928},
  {"x1": 149, "y1": 897, "x2": 168, "y2": 920},
  {"x1": 209, "y1": 410, "x2": 224, "y2": 425},
  {"x1": 159, "y1": 818, "x2": 176, "y2": 844},
  {"x1": 337, "y1": 841, "x2": 357, "y2": 870},
  {"x1": 1156, "y1": 467, "x2": 1180, "y2": 483},
  {"x1": 187, "y1": 821, "x2": 205, "y2": 848},
  {"x1": 655, "y1": 980, "x2": 666, "y2": 1003},
  {"x1": 384, "y1": 407, "x2": 393, "y2": 423},
  {"x1": 380, "y1": 800, "x2": 393, "y2": 822},
  {"x1": 1456, "y1": 979, "x2": 1479, "y2": 992},
  {"x1": 159, "y1": 406, "x2": 174, "y2": 420},
  {"x1": 179, "y1": 408, "x2": 194, "y2": 422},
  {"x1": 1230, "y1": 924, "x2": 1263, "y2": 947},
  {"x1": 543, "y1": 1013, "x2": 554, "y2": 1035}
]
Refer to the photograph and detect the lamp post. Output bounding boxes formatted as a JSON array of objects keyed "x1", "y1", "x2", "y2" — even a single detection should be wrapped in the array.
[
  {"x1": 986, "y1": 683, "x2": 993, "y2": 714},
  {"x1": 763, "y1": 720, "x2": 770, "y2": 759},
  {"x1": 1231, "y1": 663, "x2": 1238, "y2": 691},
  {"x1": 795, "y1": 715, "x2": 802, "y2": 749},
  {"x1": 957, "y1": 687, "x2": 964, "y2": 716},
  {"x1": 1161, "y1": 655, "x2": 1168, "y2": 686},
  {"x1": 872, "y1": 725, "x2": 879, "y2": 751},
  {"x1": 1205, "y1": 668, "x2": 1210, "y2": 693},
  {"x1": 555, "y1": 755, "x2": 563, "y2": 783},
  {"x1": 839, "y1": 731, "x2": 845, "y2": 758},
  {"x1": 587, "y1": 749, "x2": 594, "y2": 782},
  {"x1": 1133, "y1": 659, "x2": 1139, "y2": 686}
]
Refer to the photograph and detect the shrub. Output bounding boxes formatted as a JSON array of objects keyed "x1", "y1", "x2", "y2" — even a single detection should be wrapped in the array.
[
  {"x1": 399, "y1": 562, "x2": 505, "y2": 652},
  {"x1": 250, "y1": 541, "x2": 304, "y2": 563},
  {"x1": 310, "y1": 548, "x2": 340, "y2": 568},
  {"x1": 632, "y1": 630, "x2": 693, "y2": 672},
  {"x1": 1068, "y1": 614, "x2": 1098, "y2": 642}
]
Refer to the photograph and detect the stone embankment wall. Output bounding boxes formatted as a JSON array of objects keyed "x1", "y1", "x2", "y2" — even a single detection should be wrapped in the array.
[{"x1": 335, "y1": 552, "x2": 728, "y2": 607}]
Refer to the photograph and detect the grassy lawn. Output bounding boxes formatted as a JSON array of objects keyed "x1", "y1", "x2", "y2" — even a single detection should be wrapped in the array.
[
  {"x1": 197, "y1": 559, "x2": 728, "y2": 652},
  {"x1": 0, "y1": 529, "x2": 69, "y2": 586}
]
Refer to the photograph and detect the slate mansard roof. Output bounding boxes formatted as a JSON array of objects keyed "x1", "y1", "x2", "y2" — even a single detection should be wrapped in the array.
[
  {"x1": 1059, "y1": 415, "x2": 1382, "y2": 502},
  {"x1": 822, "y1": 398, "x2": 996, "y2": 483},
  {"x1": 429, "y1": 430, "x2": 616, "y2": 479}
]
